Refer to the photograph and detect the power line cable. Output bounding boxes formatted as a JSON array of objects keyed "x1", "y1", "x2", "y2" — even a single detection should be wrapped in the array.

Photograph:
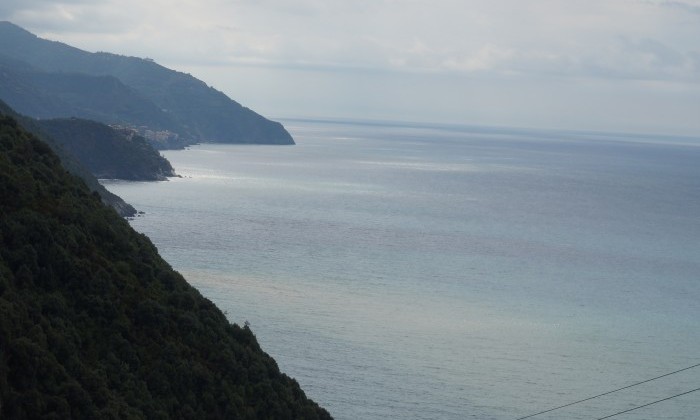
[
  {"x1": 516, "y1": 362, "x2": 700, "y2": 419},
  {"x1": 594, "y1": 387, "x2": 700, "y2": 420}
]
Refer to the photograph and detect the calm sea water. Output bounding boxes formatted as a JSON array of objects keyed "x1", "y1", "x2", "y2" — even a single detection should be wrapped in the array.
[{"x1": 103, "y1": 120, "x2": 700, "y2": 420}]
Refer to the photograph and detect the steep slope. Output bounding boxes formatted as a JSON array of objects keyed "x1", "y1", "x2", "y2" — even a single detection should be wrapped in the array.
[
  {"x1": 0, "y1": 55, "x2": 181, "y2": 132},
  {"x1": 0, "y1": 22, "x2": 294, "y2": 146},
  {"x1": 0, "y1": 115, "x2": 330, "y2": 419},
  {"x1": 37, "y1": 118, "x2": 176, "y2": 181},
  {"x1": 0, "y1": 100, "x2": 136, "y2": 216}
]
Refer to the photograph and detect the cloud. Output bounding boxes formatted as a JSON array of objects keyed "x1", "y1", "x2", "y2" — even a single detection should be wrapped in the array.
[
  {"x1": 658, "y1": 0, "x2": 700, "y2": 14},
  {"x1": 1, "y1": 1, "x2": 139, "y2": 35},
  {"x1": 0, "y1": 0, "x2": 698, "y2": 133},
  {"x1": 2, "y1": 0, "x2": 699, "y2": 83},
  {"x1": 0, "y1": 0, "x2": 91, "y2": 13},
  {"x1": 515, "y1": 37, "x2": 700, "y2": 82}
]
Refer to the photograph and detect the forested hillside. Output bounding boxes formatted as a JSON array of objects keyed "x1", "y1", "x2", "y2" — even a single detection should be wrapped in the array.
[
  {"x1": 0, "y1": 55, "x2": 180, "y2": 132},
  {"x1": 37, "y1": 118, "x2": 176, "y2": 181},
  {"x1": 0, "y1": 115, "x2": 331, "y2": 419},
  {"x1": 0, "y1": 22, "x2": 295, "y2": 147},
  {"x1": 0, "y1": 100, "x2": 136, "y2": 216}
]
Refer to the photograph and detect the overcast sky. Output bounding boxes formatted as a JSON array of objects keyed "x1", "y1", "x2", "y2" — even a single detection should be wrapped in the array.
[{"x1": 2, "y1": 0, "x2": 699, "y2": 135}]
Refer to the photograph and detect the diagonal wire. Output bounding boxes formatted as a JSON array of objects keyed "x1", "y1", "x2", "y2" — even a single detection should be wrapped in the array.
[
  {"x1": 595, "y1": 387, "x2": 700, "y2": 420},
  {"x1": 516, "y1": 362, "x2": 700, "y2": 419}
]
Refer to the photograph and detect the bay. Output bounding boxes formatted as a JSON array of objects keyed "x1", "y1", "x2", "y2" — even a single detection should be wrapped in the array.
[{"x1": 103, "y1": 120, "x2": 700, "y2": 419}]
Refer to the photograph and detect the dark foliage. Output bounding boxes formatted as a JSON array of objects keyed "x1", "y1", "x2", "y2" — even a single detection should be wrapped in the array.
[
  {"x1": 0, "y1": 100, "x2": 136, "y2": 216},
  {"x1": 37, "y1": 118, "x2": 176, "y2": 181},
  {"x1": 0, "y1": 56, "x2": 180, "y2": 133},
  {"x1": 0, "y1": 22, "x2": 294, "y2": 146},
  {"x1": 0, "y1": 116, "x2": 331, "y2": 419}
]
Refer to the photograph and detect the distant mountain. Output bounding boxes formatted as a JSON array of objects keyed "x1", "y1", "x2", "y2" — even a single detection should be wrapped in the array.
[
  {"x1": 37, "y1": 118, "x2": 176, "y2": 181},
  {"x1": 0, "y1": 100, "x2": 136, "y2": 216},
  {"x1": 0, "y1": 21, "x2": 294, "y2": 147},
  {"x1": 0, "y1": 114, "x2": 330, "y2": 418},
  {"x1": 0, "y1": 55, "x2": 180, "y2": 134}
]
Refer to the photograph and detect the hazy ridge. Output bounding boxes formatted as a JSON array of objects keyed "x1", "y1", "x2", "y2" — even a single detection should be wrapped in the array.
[{"x1": 0, "y1": 21, "x2": 294, "y2": 147}]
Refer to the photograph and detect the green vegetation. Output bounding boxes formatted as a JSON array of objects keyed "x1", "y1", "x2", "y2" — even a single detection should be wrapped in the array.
[
  {"x1": 0, "y1": 22, "x2": 295, "y2": 147},
  {"x1": 0, "y1": 100, "x2": 136, "y2": 217},
  {"x1": 37, "y1": 118, "x2": 176, "y2": 181},
  {"x1": 0, "y1": 115, "x2": 331, "y2": 419},
  {"x1": 0, "y1": 55, "x2": 179, "y2": 134}
]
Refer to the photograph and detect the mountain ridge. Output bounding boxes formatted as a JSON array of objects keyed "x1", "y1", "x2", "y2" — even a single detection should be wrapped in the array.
[
  {"x1": 0, "y1": 21, "x2": 294, "y2": 147},
  {"x1": 0, "y1": 100, "x2": 137, "y2": 216},
  {"x1": 36, "y1": 118, "x2": 177, "y2": 181}
]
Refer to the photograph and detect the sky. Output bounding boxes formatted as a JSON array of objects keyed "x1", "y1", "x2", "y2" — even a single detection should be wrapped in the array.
[{"x1": 1, "y1": 0, "x2": 699, "y2": 135}]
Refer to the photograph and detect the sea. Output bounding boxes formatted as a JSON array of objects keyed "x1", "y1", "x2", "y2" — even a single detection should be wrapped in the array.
[{"x1": 103, "y1": 119, "x2": 700, "y2": 420}]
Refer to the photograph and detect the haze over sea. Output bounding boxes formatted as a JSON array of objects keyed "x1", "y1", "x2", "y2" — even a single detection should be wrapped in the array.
[{"x1": 104, "y1": 119, "x2": 700, "y2": 420}]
